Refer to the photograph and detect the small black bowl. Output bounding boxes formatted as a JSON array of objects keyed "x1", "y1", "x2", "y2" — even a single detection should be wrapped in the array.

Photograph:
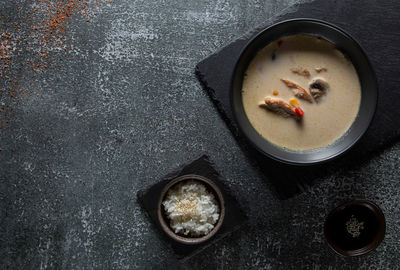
[
  {"x1": 157, "y1": 174, "x2": 225, "y2": 245},
  {"x1": 230, "y1": 18, "x2": 378, "y2": 165},
  {"x1": 324, "y1": 200, "x2": 386, "y2": 256}
]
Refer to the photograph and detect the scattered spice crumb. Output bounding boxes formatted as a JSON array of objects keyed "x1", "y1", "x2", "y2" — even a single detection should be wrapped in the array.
[{"x1": 273, "y1": 90, "x2": 279, "y2": 96}]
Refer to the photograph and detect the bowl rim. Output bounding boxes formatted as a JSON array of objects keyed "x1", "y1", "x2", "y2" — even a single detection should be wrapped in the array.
[
  {"x1": 157, "y1": 174, "x2": 226, "y2": 245},
  {"x1": 324, "y1": 199, "x2": 386, "y2": 256},
  {"x1": 230, "y1": 18, "x2": 378, "y2": 166}
]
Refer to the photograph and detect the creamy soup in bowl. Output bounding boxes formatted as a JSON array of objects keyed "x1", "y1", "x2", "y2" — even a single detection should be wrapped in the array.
[
  {"x1": 231, "y1": 19, "x2": 377, "y2": 165},
  {"x1": 242, "y1": 34, "x2": 361, "y2": 151}
]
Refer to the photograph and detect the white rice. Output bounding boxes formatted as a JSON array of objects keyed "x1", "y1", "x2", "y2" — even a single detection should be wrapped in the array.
[{"x1": 162, "y1": 180, "x2": 220, "y2": 237}]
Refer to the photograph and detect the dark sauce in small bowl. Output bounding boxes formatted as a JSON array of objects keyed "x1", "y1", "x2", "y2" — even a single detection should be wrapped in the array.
[{"x1": 324, "y1": 200, "x2": 386, "y2": 256}]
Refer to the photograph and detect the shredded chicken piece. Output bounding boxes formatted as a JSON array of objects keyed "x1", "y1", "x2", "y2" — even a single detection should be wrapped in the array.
[
  {"x1": 280, "y1": 79, "x2": 313, "y2": 103},
  {"x1": 315, "y1": 67, "x2": 328, "y2": 73},
  {"x1": 259, "y1": 97, "x2": 298, "y2": 119},
  {"x1": 291, "y1": 68, "x2": 310, "y2": 77}
]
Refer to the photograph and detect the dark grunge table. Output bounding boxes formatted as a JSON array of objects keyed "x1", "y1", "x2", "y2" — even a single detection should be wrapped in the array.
[{"x1": 0, "y1": 0, "x2": 399, "y2": 269}]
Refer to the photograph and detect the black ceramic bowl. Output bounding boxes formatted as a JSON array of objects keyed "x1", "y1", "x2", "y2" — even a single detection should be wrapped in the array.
[
  {"x1": 324, "y1": 200, "x2": 386, "y2": 256},
  {"x1": 231, "y1": 19, "x2": 378, "y2": 165}
]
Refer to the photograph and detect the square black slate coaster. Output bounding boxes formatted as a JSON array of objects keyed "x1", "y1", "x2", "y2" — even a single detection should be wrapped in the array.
[
  {"x1": 196, "y1": 0, "x2": 400, "y2": 199},
  {"x1": 137, "y1": 155, "x2": 247, "y2": 261}
]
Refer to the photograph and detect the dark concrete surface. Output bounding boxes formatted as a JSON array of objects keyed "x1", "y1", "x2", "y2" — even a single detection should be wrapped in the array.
[{"x1": 0, "y1": 0, "x2": 399, "y2": 269}]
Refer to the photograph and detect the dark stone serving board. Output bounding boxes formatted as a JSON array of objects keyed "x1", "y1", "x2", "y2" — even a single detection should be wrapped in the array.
[
  {"x1": 137, "y1": 155, "x2": 247, "y2": 261},
  {"x1": 195, "y1": 0, "x2": 400, "y2": 199}
]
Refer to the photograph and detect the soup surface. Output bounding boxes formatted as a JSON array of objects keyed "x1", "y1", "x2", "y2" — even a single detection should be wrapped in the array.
[{"x1": 242, "y1": 34, "x2": 361, "y2": 151}]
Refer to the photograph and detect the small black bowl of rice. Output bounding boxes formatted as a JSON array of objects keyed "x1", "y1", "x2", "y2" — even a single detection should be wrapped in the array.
[{"x1": 157, "y1": 174, "x2": 225, "y2": 245}]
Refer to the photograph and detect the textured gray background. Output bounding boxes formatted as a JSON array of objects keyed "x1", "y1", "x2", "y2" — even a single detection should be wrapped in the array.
[{"x1": 1, "y1": 0, "x2": 399, "y2": 269}]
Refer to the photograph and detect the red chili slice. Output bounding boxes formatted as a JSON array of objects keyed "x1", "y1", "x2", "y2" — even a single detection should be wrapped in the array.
[{"x1": 295, "y1": 107, "x2": 304, "y2": 117}]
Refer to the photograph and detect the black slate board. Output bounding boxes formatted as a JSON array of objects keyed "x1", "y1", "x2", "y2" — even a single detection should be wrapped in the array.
[
  {"x1": 137, "y1": 155, "x2": 247, "y2": 261},
  {"x1": 196, "y1": 0, "x2": 400, "y2": 199}
]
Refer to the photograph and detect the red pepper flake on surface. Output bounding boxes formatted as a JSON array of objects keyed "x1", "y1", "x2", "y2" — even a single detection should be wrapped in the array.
[{"x1": 0, "y1": 0, "x2": 111, "y2": 132}]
